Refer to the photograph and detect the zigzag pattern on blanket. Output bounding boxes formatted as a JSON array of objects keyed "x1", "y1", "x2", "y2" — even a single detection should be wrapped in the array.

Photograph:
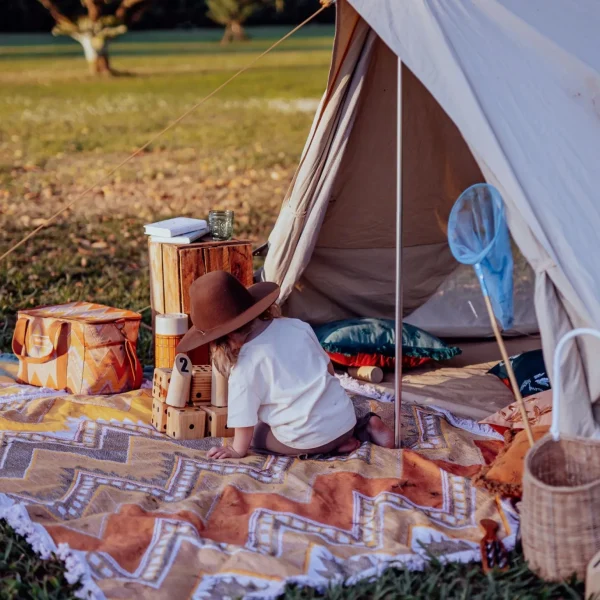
[{"x1": 0, "y1": 358, "x2": 512, "y2": 600}]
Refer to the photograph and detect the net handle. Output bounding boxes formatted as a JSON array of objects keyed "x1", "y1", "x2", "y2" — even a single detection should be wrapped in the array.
[
  {"x1": 474, "y1": 263, "x2": 489, "y2": 297},
  {"x1": 551, "y1": 328, "x2": 600, "y2": 441}
]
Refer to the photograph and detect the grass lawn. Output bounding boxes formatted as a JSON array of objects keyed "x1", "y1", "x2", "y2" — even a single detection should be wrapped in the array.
[
  {"x1": 0, "y1": 27, "x2": 587, "y2": 600},
  {"x1": 0, "y1": 26, "x2": 332, "y2": 358}
]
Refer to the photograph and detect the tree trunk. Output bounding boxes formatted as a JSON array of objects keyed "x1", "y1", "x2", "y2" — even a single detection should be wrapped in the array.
[
  {"x1": 94, "y1": 54, "x2": 111, "y2": 75},
  {"x1": 221, "y1": 20, "x2": 248, "y2": 45},
  {"x1": 73, "y1": 33, "x2": 112, "y2": 75}
]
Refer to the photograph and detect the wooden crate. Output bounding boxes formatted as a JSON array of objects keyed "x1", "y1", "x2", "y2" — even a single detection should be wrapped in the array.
[{"x1": 149, "y1": 238, "x2": 253, "y2": 365}]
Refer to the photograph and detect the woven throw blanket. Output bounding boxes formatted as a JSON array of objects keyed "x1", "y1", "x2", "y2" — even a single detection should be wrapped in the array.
[{"x1": 0, "y1": 355, "x2": 514, "y2": 600}]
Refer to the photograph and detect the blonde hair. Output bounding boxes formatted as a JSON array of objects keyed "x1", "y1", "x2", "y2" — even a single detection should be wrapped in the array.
[{"x1": 211, "y1": 304, "x2": 280, "y2": 377}]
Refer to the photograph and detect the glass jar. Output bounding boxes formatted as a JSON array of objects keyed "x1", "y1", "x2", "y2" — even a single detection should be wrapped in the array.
[{"x1": 208, "y1": 210, "x2": 234, "y2": 241}]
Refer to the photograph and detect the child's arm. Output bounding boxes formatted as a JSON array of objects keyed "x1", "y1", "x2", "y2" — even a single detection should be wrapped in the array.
[
  {"x1": 327, "y1": 360, "x2": 335, "y2": 376},
  {"x1": 207, "y1": 426, "x2": 254, "y2": 460}
]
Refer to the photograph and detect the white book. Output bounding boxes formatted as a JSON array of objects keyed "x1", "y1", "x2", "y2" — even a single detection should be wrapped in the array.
[
  {"x1": 149, "y1": 227, "x2": 209, "y2": 245},
  {"x1": 144, "y1": 217, "x2": 208, "y2": 238}
]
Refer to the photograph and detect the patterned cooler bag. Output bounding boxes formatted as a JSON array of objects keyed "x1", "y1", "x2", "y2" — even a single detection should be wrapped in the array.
[{"x1": 12, "y1": 302, "x2": 143, "y2": 395}]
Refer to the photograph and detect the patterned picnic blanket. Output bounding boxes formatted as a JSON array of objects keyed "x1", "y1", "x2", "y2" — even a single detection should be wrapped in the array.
[{"x1": 0, "y1": 355, "x2": 515, "y2": 599}]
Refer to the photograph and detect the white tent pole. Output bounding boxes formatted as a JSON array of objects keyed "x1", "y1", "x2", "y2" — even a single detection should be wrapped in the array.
[{"x1": 394, "y1": 57, "x2": 403, "y2": 449}]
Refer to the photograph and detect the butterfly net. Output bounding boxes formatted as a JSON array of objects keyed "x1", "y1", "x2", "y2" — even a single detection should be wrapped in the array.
[{"x1": 447, "y1": 183, "x2": 514, "y2": 330}]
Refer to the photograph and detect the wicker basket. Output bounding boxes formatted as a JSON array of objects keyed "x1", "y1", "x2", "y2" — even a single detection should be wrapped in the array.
[{"x1": 521, "y1": 329, "x2": 600, "y2": 581}]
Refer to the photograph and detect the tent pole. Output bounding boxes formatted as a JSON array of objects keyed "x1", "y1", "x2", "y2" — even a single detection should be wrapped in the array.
[{"x1": 394, "y1": 58, "x2": 403, "y2": 449}]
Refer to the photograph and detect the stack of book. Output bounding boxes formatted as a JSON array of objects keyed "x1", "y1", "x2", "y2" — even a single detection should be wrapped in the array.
[{"x1": 144, "y1": 217, "x2": 209, "y2": 245}]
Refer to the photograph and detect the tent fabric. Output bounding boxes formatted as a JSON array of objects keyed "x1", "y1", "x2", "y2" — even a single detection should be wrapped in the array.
[
  {"x1": 263, "y1": 14, "x2": 375, "y2": 300},
  {"x1": 264, "y1": 0, "x2": 537, "y2": 334},
  {"x1": 263, "y1": 0, "x2": 600, "y2": 437},
  {"x1": 346, "y1": 0, "x2": 600, "y2": 438},
  {"x1": 265, "y1": 2, "x2": 509, "y2": 327}
]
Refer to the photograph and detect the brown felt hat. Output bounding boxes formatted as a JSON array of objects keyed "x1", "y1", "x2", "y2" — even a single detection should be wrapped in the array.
[{"x1": 177, "y1": 270, "x2": 280, "y2": 353}]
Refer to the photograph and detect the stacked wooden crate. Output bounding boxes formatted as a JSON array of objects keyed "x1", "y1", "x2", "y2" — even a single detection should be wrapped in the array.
[{"x1": 148, "y1": 239, "x2": 253, "y2": 365}]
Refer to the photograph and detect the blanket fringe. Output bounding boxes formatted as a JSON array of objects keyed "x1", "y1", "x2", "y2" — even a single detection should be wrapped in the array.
[
  {"x1": 336, "y1": 373, "x2": 394, "y2": 402},
  {"x1": 0, "y1": 494, "x2": 104, "y2": 600}
]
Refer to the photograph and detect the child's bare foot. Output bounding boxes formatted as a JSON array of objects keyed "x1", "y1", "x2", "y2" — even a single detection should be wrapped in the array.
[
  {"x1": 366, "y1": 415, "x2": 395, "y2": 448},
  {"x1": 336, "y1": 436, "x2": 361, "y2": 454}
]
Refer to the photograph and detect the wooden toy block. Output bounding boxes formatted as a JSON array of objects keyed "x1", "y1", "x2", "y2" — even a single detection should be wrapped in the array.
[
  {"x1": 166, "y1": 406, "x2": 206, "y2": 440},
  {"x1": 191, "y1": 365, "x2": 212, "y2": 404},
  {"x1": 166, "y1": 353, "x2": 192, "y2": 408},
  {"x1": 211, "y1": 367, "x2": 228, "y2": 407},
  {"x1": 151, "y1": 397, "x2": 168, "y2": 433},
  {"x1": 202, "y1": 406, "x2": 233, "y2": 438},
  {"x1": 152, "y1": 368, "x2": 172, "y2": 401}
]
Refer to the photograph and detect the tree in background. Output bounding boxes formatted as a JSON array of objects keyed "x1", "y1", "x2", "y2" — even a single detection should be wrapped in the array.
[
  {"x1": 207, "y1": 0, "x2": 283, "y2": 44},
  {"x1": 37, "y1": 0, "x2": 153, "y2": 74}
]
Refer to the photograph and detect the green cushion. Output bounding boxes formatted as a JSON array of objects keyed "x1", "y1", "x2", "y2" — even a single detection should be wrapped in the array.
[{"x1": 312, "y1": 318, "x2": 461, "y2": 362}]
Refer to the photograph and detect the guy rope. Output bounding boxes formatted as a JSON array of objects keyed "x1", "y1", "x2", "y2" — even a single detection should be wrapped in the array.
[{"x1": 0, "y1": 0, "x2": 334, "y2": 264}]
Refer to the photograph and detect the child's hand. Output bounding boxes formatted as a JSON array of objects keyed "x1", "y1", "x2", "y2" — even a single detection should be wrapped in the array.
[{"x1": 207, "y1": 445, "x2": 243, "y2": 460}]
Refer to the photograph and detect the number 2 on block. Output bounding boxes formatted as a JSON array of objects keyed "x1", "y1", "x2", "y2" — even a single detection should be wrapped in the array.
[{"x1": 179, "y1": 357, "x2": 189, "y2": 373}]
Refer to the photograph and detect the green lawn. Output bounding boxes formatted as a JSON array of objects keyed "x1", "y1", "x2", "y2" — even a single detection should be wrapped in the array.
[
  {"x1": 0, "y1": 27, "x2": 332, "y2": 358},
  {"x1": 0, "y1": 28, "x2": 587, "y2": 600}
]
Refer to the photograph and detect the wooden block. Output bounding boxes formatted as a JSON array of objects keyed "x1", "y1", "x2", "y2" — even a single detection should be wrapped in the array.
[
  {"x1": 166, "y1": 353, "x2": 192, "y2": 408},
  {"x1": 211, "y1": 367, "x2": 228, "y2": 407},
  {"x1": 191, "y1": 365, "x2": 212, "y2": 403},
  {"x1": 151, "y1": 398, "x2": 168, "y2": 433},
  {"x1": 202, "y1": 406, "x2": 233, "y2": 438},
  {"x1": 152, "y1": 368, "x2": 172, "y2": 401},
  {"x1": 166, "y1": 406, "x2": 206, "y2": 440}
]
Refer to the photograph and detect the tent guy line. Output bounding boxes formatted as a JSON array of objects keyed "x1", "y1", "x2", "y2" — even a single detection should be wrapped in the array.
[{"x1": 0, "y1": 0, "x2": 334, "y2": 265}]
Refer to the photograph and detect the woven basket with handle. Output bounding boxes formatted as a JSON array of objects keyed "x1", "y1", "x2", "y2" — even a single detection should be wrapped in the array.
[{"x1": 522, "y1": 328, "x2": 600, "y2": 581}]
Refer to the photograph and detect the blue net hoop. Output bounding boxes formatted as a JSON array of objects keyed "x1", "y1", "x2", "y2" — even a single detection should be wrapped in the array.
[{"x1": 448, "y1": 183, "x2": 514, "y2": 330}]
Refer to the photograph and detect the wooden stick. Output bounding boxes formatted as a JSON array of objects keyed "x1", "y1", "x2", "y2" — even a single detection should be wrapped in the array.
[
  {"x1": 482, "y1": 294, "x2": 535, "y2": 447},
  {"x1": 348, "y1": 366, "x2": 384, "y2": 384}
]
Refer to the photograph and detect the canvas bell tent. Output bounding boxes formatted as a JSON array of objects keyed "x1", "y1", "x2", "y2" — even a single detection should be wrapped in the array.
[{"x1": 260, "y1": 0, "x2": 600, "y2": 443}]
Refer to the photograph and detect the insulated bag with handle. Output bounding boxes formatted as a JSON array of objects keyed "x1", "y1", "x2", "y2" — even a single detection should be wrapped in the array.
[{"x1": 12, "y1": 302, "x2": 143, "y2": 395}]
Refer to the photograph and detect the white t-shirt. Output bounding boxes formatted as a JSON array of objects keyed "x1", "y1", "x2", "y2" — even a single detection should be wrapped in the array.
[{"x1": 227, "y1": 318, "x2": 357, "y2": 449}]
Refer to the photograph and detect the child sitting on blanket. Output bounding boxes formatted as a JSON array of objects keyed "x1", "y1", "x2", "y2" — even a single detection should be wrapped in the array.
[{"x1": 177, "y1": 271, "x2": 395, "y2": 459}]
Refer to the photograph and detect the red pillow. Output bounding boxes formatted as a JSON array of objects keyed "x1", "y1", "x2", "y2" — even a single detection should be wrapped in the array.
[{"x1": 326, "y1": 351, "x2": 430, "y2": 370}]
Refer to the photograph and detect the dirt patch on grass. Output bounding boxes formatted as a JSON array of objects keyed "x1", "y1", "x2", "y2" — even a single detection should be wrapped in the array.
[{"x1": 1, "y1": 149, "x2": 290, "y2": 233}]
